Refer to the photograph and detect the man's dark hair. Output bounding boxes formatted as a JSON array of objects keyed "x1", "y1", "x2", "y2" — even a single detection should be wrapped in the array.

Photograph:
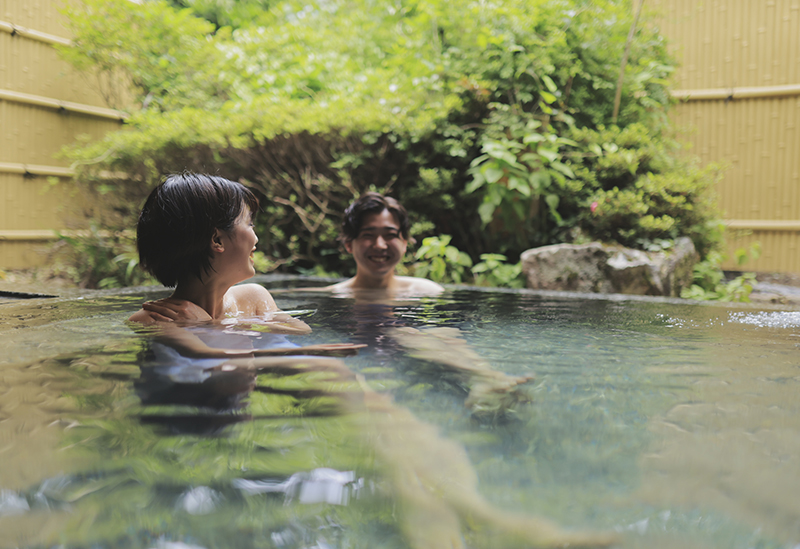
[
  {"x1": 136, "y1": 173, "x2": 259, "y2": 287},
  {"x1": 340, "y1": 192, "x2": 412, "y2": 243}
]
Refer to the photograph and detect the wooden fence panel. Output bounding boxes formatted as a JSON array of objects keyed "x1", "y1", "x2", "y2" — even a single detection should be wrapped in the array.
[
  {"x1": 0, "y1": 0, "x2": 125, "y2": 269},
  {"x1": 1, "y1": 30, "x2": 108, "y2": 105},
  {"x1": 1, "y1": 0, "x2": 73, "y2": 40},
  {"x1": 650, "y1": 0, "x2": 800, "y2": 273},
  {"x1": 0, "y1": 172, "x2": 76, "y2": 267},
  {"x1": 653, "y1": 0, "x2": 800, "y2": 90},
  {"x1": 1, "y1": 100, "x2": 121, "y2": 166}
]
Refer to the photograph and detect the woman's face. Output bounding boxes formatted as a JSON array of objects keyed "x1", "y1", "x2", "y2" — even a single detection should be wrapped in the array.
[{"x1": 218, "y1": 205, "x2": 259, "y2": 283}]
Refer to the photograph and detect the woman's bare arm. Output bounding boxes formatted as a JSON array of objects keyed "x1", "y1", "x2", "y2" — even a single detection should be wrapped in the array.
[
  {"x1": 128, "y1": 321, "x2": 364, "y2": 358},
  {"x1": 129, "y1": 284, "x2": 363, "y2": 357},
  {"x1": 136, "y1": 285, "x2": 313, "y2": 334}
]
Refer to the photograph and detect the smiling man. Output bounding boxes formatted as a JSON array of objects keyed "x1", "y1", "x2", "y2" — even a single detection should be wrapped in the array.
[
  {"x1": 327, "y1": 192, "x2": 443, "y2": 297},
  {"x1": 293, "y1": 193, "x2": 535, "y2": 420}
]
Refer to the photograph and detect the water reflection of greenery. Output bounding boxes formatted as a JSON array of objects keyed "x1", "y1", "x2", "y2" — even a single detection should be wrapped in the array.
[
  {"x1": 11, "y1": 337, "x2": 396, "y2": 548},
  {"x1": 4, "y1": 322, "x2": 394, "y2": 547}
]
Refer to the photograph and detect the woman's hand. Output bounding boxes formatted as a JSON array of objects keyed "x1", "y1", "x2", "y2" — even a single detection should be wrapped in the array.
[{"x1": 142, "y1": 298, "x2": 212, "y2": 322}]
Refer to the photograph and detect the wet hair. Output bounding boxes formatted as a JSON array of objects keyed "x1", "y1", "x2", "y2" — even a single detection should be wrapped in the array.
[
  {"x1": 340, "y1": 192, "x2": 412, "y2": 243},
  {"x1": 136, "y1": 173, "x2": 259, "y2": 287}
]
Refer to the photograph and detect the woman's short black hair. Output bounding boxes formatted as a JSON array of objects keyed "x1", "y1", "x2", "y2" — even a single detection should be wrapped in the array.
[
  {"x1": 137, "y1": 173, "x2": 259, "y2": 287},
  {"x1": 340, "y1": 192, "x2": 412, "y2": 243}
]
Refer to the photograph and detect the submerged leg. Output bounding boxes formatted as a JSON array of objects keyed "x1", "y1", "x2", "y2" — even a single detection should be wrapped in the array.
[
  {"x1": 355, "y1": 380, "x2": 619, "y2": 549},
  {"x1": 389, "y1": 326, "x2": 534, "y2": 419},
  {"x1": 207, "y1": 357, "x2": 616, "y2": 548}
]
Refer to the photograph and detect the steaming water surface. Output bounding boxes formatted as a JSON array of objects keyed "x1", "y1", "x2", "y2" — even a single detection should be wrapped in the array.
[{"x1": 1, "y1": 282, "x2": 799, "y2": 548}]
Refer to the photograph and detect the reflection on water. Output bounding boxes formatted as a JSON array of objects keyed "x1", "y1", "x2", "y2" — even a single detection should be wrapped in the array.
[
  {"x1": 233, "y1": 468, "x2": 364, "y2": 505},
  {"x1": 638, "y1": 309, "x2": 800, "y2": 547},
  {"x1": 0, "y1": 285, "x2": 799, "y2": 548},
  {"x1": 729, "y1": 310, "x2": 800, "y2": 328}
]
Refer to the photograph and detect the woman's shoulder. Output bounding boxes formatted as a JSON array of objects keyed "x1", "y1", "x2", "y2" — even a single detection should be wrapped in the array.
[
  {"x1": 229, "y1": 282, "x2": 272, "y2": 296},
  {"x1": 128, "y1": 308, "x2": 157, "y2": 325},
  {"x1": 226, "y1": 283, "x2": 278, "y2": 314}
]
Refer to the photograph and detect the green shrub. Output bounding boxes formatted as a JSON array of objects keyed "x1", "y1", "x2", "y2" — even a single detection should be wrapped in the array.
[
  {"x1": 411, "y1": 235, "x2": 473, "y2": 284},
  {"x1": 680, "y1": 244, "x2": 761, "y2": 302},
  {"x1": 55, "y1": 0, "x2": 722, "y2": 288},
  {"x1": 472, "y1": 254, "x2": 524, "y2": 289},
  {"x1": 575, "y1": 124, "x2": 725, "y2": 258},
  {"x1": 465, "y1": 110, "x2": 576, "y2": 254},
  {"x1": 464, "y1": 119, "x2": 724, "y2": 260},
  {"x1": 407, "y1": 238, "x2": 523, "y2": 288},
  {"x1": 52, "y1": 227, "x2": 154, "y2": 289}
]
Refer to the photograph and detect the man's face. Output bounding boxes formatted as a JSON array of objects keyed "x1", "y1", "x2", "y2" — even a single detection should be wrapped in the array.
[{"x1": 345, "y1": 209, "x2": 408, "y2": 279}]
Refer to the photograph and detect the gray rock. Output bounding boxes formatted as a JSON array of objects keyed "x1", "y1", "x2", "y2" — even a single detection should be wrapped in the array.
[
  {"x1": 520, "y1": 238, "x2": 698, "y2": 297},
  {"x1": 658, "y1": 237, "x2": 698, "y2": 296}
]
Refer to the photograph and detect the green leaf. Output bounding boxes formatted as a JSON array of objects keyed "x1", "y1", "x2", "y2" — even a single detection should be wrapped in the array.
[
  {"x1": 479, "y1": 253, "x2": 507, "y2": 262},
  {"x1": 529, "y1": 171, "x2": 551, "y2": 193},
  {"x1": 470, "y1": 154, "x2": 490, "y2": 167},
  {"x1": 545, "y1": 194, "x2": 563, "y2": 224},
  {"x1": 540, "y1": 91, "x2": 557, "y2": 104},
  {"x1": 541, "y1": 74, "x2": 558, "y2": 93},
  {"x1": 538, "y1": 148, "x2": 559, "y2": 163},
  {"x1": 519, "y1": 152, "x2": 541, "y2": 165},
  {"x1": 490, "y1": 150, "x2": 520, "y2": 165},
  {"x1": 550, "y1": 161, "x2": 575, "y2": 179},
  {"x1": 478, "y1": 201, "x2": 496, "y2": 225},
  {"x1": 465, "y1": 174, "x2": 486, "y2": 194},
  {"x1": 483, "y1": 167, "x2": 505, "y2": 184},
  {"x1": 522, "y1": 133, "x2": 545, "y2": 145}
]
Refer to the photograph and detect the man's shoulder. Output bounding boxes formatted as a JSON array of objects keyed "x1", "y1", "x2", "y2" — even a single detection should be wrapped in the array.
[
  {"x1": 328, "y1": 278, "x2": 355, "y2": 293},
  {"x1": 395, "y1": 276, "x2": 445, "y2": 296}
]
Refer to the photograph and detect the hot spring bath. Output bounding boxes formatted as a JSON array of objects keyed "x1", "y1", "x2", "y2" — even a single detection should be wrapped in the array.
[{"x1": 1, "y1": 278, "x2": 799, "y2": 548}]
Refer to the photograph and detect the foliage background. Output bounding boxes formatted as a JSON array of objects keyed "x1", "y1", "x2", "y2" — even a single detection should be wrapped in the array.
[{"x1": 56, "y1": 0, "x2": 723, "y2": 286}]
